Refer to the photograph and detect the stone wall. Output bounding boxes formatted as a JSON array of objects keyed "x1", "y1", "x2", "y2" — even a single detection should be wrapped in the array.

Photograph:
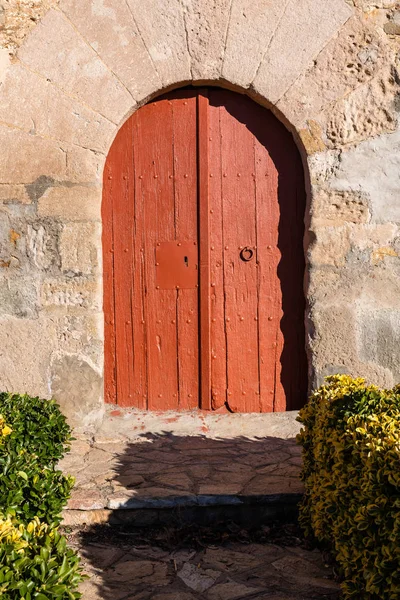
[{"x1": 0, "y1": 0, "x2": 399, "y2": 428}]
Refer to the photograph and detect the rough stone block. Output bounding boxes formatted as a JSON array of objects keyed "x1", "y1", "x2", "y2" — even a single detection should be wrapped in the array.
[
  {"x1": 0, "y1": 64, "x2": 114, "y2": 152},
  {"x1": 37, "y1": 186, "x2": 101, "y2": 221},
  {"x1": 0, "y1": 274, "x2": 39, "y2": 318},
  {"x1": 61, "y1": 508, "x2": 112, "y2": 526},
  {"x1": 384, "y1": 21, "x2": 400, "y2": 35},
  {"x1": 253, "y1": 0, "x2": 353, "y2": 103},
  {"x1": 67, "y1": 488, "x2": 105, "y2": 510},
  {"x1": 0, "y1": 184, "x2": 30, "y2": 204},
  {"x1": 60, "y1": 222, "x2": 100, "y2": 275},
  {"x1": 326, "y1": 68, "x2": 398, "y2": 147},
  {"x1": 356, "y1": 272, "x2": 400, "y2": 311},
  {"x1": 207, "y1": 581, "x2": 260, "y2": 600},
  {"x1": 26, "y1": 221, "x2": 61, "y2": 271},
  {"x1": 0, "y1": 212, "x2": 21, "y2": 270},
  {"x1": 0, "y1": 127, "x2": 67, "y2": 184},
  {"x1": 307, "y1": 150, "x2": 341, "y2": 186},
  {"x1": 349, "y1": 223, "x2": 398, "y2": 251},
  {"x1": 310, "y1": 303, "x2": 357, "y2": 373},
  {"x1": 298, "y1": 120, "x2": 326, "y2": 155},
  {"x1": 277, "y1": 15, "x2": 391, "y2": 129},
  {"x1": 311, "y1": 189, "x2": 370, "y2": 226},
  {"x1": 332, "y1": 128, "x2": 400, "y2": 223},
  {"x1": 357, "y1": 308, "x2": 400, "y2": 382},
  {"x1": 181, "y1": 0, "x2": 231, "y2": 80},
  {"x1": 309, "y1": 226, "x2": 351, "y2": 267},
  {"x1": 41, "y1": 277, "x2": 101, "y2": 310},
  {"x1": 0, "y1": 316, "x2": 57, "y2": 397},
  {"x1": 51, "y1": 355, "x2": 104, "y2": 430},
  {"x1": 310, "y1": 302, "x2": 397, "y2": 389},
  {"x1": 60, "y1": 0, "x2": 161, "y2": 102},
  {"x1": 177, "y1": 563, "x2": 219, "y2": 593},
  {"x1": 0, "y1": 0, "x2": 58, "y2": 54},
  {"x1": 0, "y1": 48, "x2": 11, "y2": 84},
  {"x1": 222, "y1": 0, "x2": 286, "y2": 87},
  {"x1": 126, "y1": 0, "x2": 191, "y2": 86},
  {"x1": 65, "y1": 145, "x2": 106, "y2": 185},
  {"x1": 18, "y1": 9, "x2": 134, "y2": 124},
  {"x1": 54, "y1": 313, "x2": 103, "y2": 370}
]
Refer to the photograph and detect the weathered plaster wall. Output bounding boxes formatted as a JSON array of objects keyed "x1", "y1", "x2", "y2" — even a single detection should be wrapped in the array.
[{"x1": 0, "y1": 0, "x2": 399, "y2": 428}]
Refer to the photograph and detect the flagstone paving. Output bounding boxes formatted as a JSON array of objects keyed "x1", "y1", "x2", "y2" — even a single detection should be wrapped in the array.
[
  {"x1": 60, "y1": 409, "x2": 304, "y2": 524},
  {"x1": 61, "y1": 410, "x2": 336, "y2": 599},
  {"x1": 66, "y1": 524, "x2": 340, "y2": 600}
]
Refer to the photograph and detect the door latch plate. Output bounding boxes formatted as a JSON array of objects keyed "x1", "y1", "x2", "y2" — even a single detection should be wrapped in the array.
[{"x1": 156, "y1": 242, "x2": 198, "y2": 289}]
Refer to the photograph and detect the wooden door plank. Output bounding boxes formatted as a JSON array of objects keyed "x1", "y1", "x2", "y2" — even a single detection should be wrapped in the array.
[
  {"x1": 208, "y1": 98, "x2": 227, "y2": 410},
  {"x1": 218, "y1": 92, "x2": 260, "y2": 412},
  {"x1": 254, "y1": 131, "x2": 280, "y2": 412},
  {"x1": 198, "y1": 92, "x2": 211, "y2": 411},
  {"x1": 111, "y1": 118, "x2": 136, "y2": 407},
  {"x1": 274, "y1": 142, "x2": 307, "y2": 411},
  {"x1": 135, "y1": 100, "x2": 179, "y2": 410},
  {"x1": 102, "y1": 150, "x2": 117, "y2": 404},
  {"x1": 171, "y1": 92, "x2": 199, "y2": 409},
  {"x1": 131, "y1": 116, "x2": 148, "y2": 409},
  {"x1": 253, "y1": 108, "x2": 307, "y2": 411}
]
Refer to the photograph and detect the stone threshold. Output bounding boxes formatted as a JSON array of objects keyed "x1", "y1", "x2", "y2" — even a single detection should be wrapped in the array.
[
  {"x1": 63, "y1": 494, "x2": 302, "y2": 527},
  {"x1": 60, "y1": 408, "x2": 304, "y2": 527}
]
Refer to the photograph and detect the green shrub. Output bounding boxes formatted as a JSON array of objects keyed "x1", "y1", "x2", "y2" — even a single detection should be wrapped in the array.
[
  {"x1": 0, "y1": 393, "x2": 72, "y2": 464},
  {"x1": 297, "y1": 375, "x2": 400, "y2": 599},
  {"x1": 0, "y1": 516, "x2": 84, "y2": 600},
  {"x1": 0, "y1": 393, "x2": 74, "y2": 525},
  {"x1": 0, "y1": 395, "x2": 85, "y2": 599}
]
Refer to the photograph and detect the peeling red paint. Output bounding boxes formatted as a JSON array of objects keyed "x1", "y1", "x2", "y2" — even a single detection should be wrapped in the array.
[{"x1": 109, "y1": 410, "x2": 122, "y2": 417}]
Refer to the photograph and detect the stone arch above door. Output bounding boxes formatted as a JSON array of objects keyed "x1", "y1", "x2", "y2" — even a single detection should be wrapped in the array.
[{"x1": 5, "y1": 0, "x2": 400, "y2": 428}]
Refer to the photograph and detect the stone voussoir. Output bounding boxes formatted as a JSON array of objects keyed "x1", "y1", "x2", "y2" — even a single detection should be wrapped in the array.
[
  {"x1": 59, "y1": 0, "x2": 161, "y2": 102},
  {"x1": 252, "y1": 0, "x2": 353, "y2": 103},
  {"x1": 222, "y1": 0, "x2": 287, "y2": 87},
  {"x1": 125, "y1": 0, "x2": 191, "y2": 86},
  {"x1": 182, "y1": 0, "x2": 231, "y2": 80},
  {"x1": 0, "y1": 63, "x2": 115, "y2": 152},
  {"x1": 18, "y1": 8, "x2": 134, "y2": 124}
]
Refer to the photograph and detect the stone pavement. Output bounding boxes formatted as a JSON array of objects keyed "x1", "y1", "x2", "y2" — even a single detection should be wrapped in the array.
[
  {"x1": 61, "y1": 410, "x2": 336, "y2": 600},
  {"x1": 67, "y1": 525, "x2": 340, "y2": 600},
  {"x1": 60, "y1": 409, "x2": 304, "y2": 525}
]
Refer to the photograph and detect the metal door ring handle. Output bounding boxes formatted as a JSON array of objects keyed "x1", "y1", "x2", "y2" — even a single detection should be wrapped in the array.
[{"x1": 240, "y1": 247, "x2": 254, "y2": 262}]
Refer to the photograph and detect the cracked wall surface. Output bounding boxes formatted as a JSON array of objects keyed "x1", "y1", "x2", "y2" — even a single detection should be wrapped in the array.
[{"x1": 0, "y1": 0, "x2": 399, "y2": 428}]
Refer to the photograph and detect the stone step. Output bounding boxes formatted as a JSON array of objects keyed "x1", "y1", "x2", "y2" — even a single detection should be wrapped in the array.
[{"x1": 61, "y1": 409, "x2": 304, "y2": 527}]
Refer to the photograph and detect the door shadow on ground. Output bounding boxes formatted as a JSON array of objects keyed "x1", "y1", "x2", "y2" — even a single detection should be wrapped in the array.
[{"x1": 69, "y1": 431, "x2": 339, "y2": 600}]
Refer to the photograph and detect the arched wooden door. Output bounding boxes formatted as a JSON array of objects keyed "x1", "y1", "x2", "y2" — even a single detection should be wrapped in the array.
[{"x1": 103, "y1": 88, "x2": 307, "y2": 412}]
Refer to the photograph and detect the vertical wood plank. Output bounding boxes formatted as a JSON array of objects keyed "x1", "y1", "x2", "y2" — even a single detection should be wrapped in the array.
[
  {"x1": 208, "y1": 96, "x2": 227, "y2": 410},
  {"x1": 131, "y1": 115, "x2": 148, "y2": 409},
  {"x1": 171, "y1": 92, "x2": 199, "y2": 409},
  {"x1": 254, "y1": 130, "x2": 280, "y2": 412},
  {"x1": 198, "y1": 92, "x2": 211, "y2": 411},
  {"x1": 102, "y1": 150, "x2": 117, "y2": 404},
  {"x1": 110, "y1": 118, "x2": 136, "y2": 406},
  {"x1": 135, "y1": 99, "x2": 179, "y2": 410},
  {"x1": 252, "y1": 105, "x2": 307, "y2": 411},
  {"x1": 218, "y1": 91, "x2": 259, "y2": 412}
]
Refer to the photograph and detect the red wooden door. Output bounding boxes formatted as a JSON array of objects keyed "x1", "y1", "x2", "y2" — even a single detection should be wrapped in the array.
[{"x1": 103, "y1": 88, "x2": 307, "y2": 412}]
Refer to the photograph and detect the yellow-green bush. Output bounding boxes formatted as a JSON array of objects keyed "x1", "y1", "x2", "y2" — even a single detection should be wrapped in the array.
[
  {"x1": 0, "y1": 516, "x2": 84, "y2": 599},
  {"x1": 0, "y1": 393, "x2": 74, "y2": 525},
  {"x1": 297, "y1": 375, "x2": 400, "y2": 599},
  {"x1": 0, "y1": 394, "x2": 85, "y2": 599}
]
